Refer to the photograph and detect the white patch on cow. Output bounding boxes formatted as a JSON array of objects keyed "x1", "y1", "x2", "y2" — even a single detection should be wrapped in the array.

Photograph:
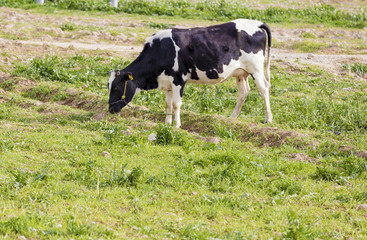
[
  {"x1": 157, "y1": 72, "x2": 174, "y2": 92},
  {"x1": 145, "y1": 29, "x2": 180, "y2": 71},
  {"x1": 108, "y1": 71, "x2": 116, "y2": 91},
  {"x1": 187, "y1": 68, "x2": 224, "y2": 84},
  {"x1": 172, "y1": 41, "x2": 180, "y2": 72},
  {"x1": 145, "y1": 29, "x2": 172, "y2": 47},
  {"x1": 187, "y1": 50, "x2": 264, "y2": 85},
  {"x1": 231, "y1": 19, "x2": 263, "y2": 36}
]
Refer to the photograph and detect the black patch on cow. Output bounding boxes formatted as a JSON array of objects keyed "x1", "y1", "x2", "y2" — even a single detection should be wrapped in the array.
[
  {"x1": 206, "y1": 69, "x2": 219, "y2": 79},
  {"x1": 190, "y1": 67, "x2": 199, "y2": 80},
  {"x1": 124, "y1": 37, "x2": 176, "y2": 91},
  {"x1": 238, "y1": 30, "x2": 266, "y2": 56},
  {"x1": 172, "y1": 22, "x2": 267, "y2": 80}
]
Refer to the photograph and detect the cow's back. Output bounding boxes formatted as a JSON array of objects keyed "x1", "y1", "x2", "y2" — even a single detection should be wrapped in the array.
[{"x1": 171, "y1": 19, "x2": 267, "y2": 83}]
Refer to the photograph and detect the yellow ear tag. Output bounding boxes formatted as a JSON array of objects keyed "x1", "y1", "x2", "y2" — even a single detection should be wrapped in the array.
[{"x1": 128, "y1": 74, "x2": 133, "y2": 80}]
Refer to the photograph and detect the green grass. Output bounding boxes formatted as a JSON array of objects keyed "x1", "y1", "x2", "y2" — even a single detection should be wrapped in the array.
[
  {"x1": 2, "y1": 51, "x2": 366, "y2": 239},
  {"x1": 0, "y1": 0, "x2": 366, "y2": 28},
  {"x1": 11, "y1": 54, "x2": 367, "y2": 143},
  {"x1": 1, "y1": 2, "x2": 367, "y2": 239},
  {"x1": 343, "y1": 62, "x2": 367, "y2": 75},
  {"x1": 1, "y1": 116, "x2": 366, "y2": 239}
]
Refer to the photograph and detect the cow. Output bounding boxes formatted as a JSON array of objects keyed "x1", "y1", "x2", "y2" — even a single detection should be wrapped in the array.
[{"x1": 108, "y1": 19, "x2": 272, "y2": 128}]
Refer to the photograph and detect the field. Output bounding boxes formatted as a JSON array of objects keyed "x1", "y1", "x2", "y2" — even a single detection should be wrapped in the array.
[{"x1": 0, "y1": 0, "x2": 367, "y2": 239}]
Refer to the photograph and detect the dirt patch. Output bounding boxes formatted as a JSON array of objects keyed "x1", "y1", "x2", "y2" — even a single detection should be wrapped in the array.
[
  {"x1": 92, "y1": 112, "x2": 108, "y2": 121},
  {"x1": 272, "y1": 49, "x2": 367, "y2": 80},
  {"x1": 249, "y1": 126, "x2": 305, "y2": 148},
  {"x1": 339, "y1": 145, "x2": 367, "y2": 160},
  {"x1": 288, "y1": 153, "x2": 319, "y2": 163}
]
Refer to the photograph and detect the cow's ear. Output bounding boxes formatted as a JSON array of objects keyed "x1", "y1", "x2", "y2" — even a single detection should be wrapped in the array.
[{"x1": 127, "y1": 72, "x2": 133, "y2": 81}]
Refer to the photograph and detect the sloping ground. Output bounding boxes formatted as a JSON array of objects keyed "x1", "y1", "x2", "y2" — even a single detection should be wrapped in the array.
[
  {"x1": 1, "y1": 73, "x2": 366, "y2": 161},
  {"x1": 0, "y1": 6, "x2": 366, "y2": 159}
]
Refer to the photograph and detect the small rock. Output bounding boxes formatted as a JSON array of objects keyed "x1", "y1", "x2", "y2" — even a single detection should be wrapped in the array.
[
  {"x1": 101, "y1": 151, "x2": 111, "y2": 157},
  {"x1": 358, "y1": 204, "x2": 367, "y2": 210},
  {"x1": 121, "y1": 129, "x2": 132, "y2": 135},
  {"x1": 34, "y1": 101, "x2": 43, "y2": 106},
  {"x1": 203, "y1": 137, "x2": 221, "y2": 144},
  {"x1": 148, "y1": 133, "x2": 156, "y2": 141}
]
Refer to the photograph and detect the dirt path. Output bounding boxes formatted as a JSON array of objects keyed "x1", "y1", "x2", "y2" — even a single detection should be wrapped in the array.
[
  {"x1": 8, "y1": 38, "x2": 367, "y2": 79},
  {"x1": 16, "y1": 39, "x2": 141, "y2": 54}
]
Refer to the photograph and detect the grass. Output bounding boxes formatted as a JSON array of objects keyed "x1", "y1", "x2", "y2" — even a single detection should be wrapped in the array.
[
  {"x1": 0, "y1": 0, "x2": 366, "y2": 28},
  {"x1": 1, "y1": 2, "x2": 367, "y2": 239},
  {"x1": 2, "y1": 53, "x2": 367, "y2": 239},
  {"x1": 1, "y1": 116, "x2": 366, "y2": 239},
  {"x1": 343, "y1": 62, "x2": 367, "y2": 75},
  {"x1": 12, "y1": 54, "x2": 367, "y2": 137}
]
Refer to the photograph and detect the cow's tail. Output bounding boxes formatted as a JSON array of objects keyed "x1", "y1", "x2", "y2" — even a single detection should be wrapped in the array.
[{"x1": 260, "y1": 23, "x2": 271, "y2": 86}]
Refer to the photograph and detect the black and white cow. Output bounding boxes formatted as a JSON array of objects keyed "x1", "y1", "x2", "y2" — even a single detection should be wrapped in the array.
[{"x1": 108, "y1": 19, "x2": 272, "y2": 128}]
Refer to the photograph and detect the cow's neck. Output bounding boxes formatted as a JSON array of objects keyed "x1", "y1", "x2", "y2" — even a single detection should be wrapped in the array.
[{"x1": 124, "y1": 58, "x2": 160, "y2": 91}]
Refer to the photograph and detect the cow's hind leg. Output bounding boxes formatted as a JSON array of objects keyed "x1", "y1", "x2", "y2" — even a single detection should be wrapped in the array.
[
  {"x1": 252, "y1": 71, "x2": 273, "y2": 123},
  {"x1": 231, "y1": 73, "x2": 250, "y2": 118},
  {"x1": 165, "y1": 90, "x2": 173, "y2": 125}
]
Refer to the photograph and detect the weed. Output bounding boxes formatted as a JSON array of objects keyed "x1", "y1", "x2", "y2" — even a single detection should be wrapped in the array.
[
  {"x1": 8, "y1": 169, "x2": 31, "y2": 189},
  {"x1": 63, "y1": 159, "x2": 97, "y2": 188},
  {"x1": 0, "y1": 139, "x2": 14, "y2": 152},
  {"x1": 214, "y1": 123, "x2": 237, "y2": 139},
  {"x1": 0, "y1": 79, "x2": 15, "y2": 90},
  {"x1": 155, "y1": 124, "x2": 174, "y2": 145},
  {"x1": 105, "y1": 163, "x2": 143, "y2": 187},
  {"x1": 292, "y1": 40, "x2": 329, "y2": 53},
  {"x1": 311, "y1": 166, "x2": 346, "y2": 185},
  {"x1": 342, "y1": 62, "x2": 367, "y2": 75},
  {"x1": 0, "y1": 215, "x2": 29, "y2": 236},
  {"x1": 337, "y1": 156, "x2": 367, "y2": 178},
  {"x1": 282, "y1": 210, "x2": 313, "y2": 239},
  {"x1": 336, "y1": 191, "x2": 367, "y2": 203},
  {"x1": 154, "y1": 124, "x2": 191, "y2": 146},
  {"x1": 267, "y1": 178, "x2": 302, "y2": 196},
  {"x1": 300, "y1": 32, "x2": 316, "y2": 39},
  {"x1": 146, "y1": 21, "x2": 174, "y2": 29},
  {"x1": 60, "y1": 22, "x2": 77, "y2": 31},
  {"x1": 66, "y1": 216, "x2": 91, "y2": 236},
  {"x1": 21, "y1": 85, "x2": 52, "y2": 101}
]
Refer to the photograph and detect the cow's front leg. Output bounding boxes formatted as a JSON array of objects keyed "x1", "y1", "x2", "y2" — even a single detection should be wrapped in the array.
[
  {"x1": 165, "y1": 90, "x2": 173, "y2": 125},
  {"x1": 172, "y1": 84, "x2": 183, "y2": 128}
]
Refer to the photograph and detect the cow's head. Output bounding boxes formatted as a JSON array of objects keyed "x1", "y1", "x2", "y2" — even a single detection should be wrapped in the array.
[{"x1": 108, "y1": 70, "x2": 135, "y2": 114}]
